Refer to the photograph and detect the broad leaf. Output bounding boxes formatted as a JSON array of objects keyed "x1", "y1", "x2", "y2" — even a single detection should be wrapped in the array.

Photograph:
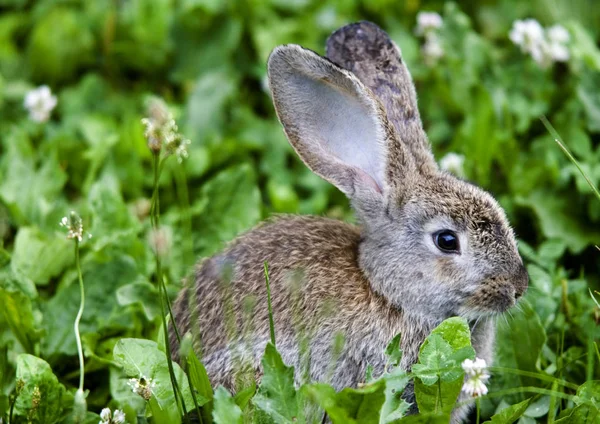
[
  {"x1": 213, "y1": 386, "x2": 243, "y2": 424},
  {"x1": 253, "y1": 342, "x2": 302, "y2": 423},
  {"x1": 414, "y1": 317, "x2": 475, "y2": 415},
  {"x1": 13, "y1": 354, "x2": 66, "y2": 423},
  {"x1": 486, "y1": 398, "x2": 532, "y2": 423}
]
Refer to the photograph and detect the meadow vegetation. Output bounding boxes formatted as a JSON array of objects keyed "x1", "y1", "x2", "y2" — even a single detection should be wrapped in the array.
[{"x1": 0, "y1": 0, "x2": 599, "y2": 423}]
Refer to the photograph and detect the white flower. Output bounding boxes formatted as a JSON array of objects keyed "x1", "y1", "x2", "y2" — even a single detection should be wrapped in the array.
[
  {"x1": 127, "y1": 375, "x2": 156, "y2": 401},
  {"x1": 416, "y1": 12, "x2": 443, "y2": 35},
  {"x1": 546, "y1": 25, "x2": 570, "y2": 62},
  {"x1": 422, "y1": 33, "x2": 444, "y2": 65},
  {"x1": 547, "y1": 24, "x2": 569, "y2": 44},
  {"x1": 461, "y1": 357, "x2": 490, "y2": 398},
  {"x1": 509, "y1": 19, "x2": 545, "y2": 52},
  {"x1": 100, "y1": 408, "x2": 111, "y2": 421},
  {"x1": 509, "y1": 20, "x2": 570, "y2": 67},
  {"x1": 59, "y1": 211, "x2": 91, "y2": 242},
  {"x1": 547, "y1": 42, "x2": 569, "y2": 62},
  {"x1": 99, "y1": 407, "x2": 126, "y2": 424},
  {"x1": 24, "y1": 85, "x2": 57, "y2": 123},
  {"x1": 439, "y1": 152, "x2": 465, "y2": 177},
  {"x1": 112, "y1": 410, "x2": 126, "y2": 424}
]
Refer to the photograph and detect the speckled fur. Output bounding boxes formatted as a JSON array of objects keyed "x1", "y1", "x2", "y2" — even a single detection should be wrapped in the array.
[{"x1": 171, "y1": 22, "x2": 528, "y2": 423}]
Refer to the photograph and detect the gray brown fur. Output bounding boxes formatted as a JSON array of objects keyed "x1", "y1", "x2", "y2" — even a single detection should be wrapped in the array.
[{"x1": 171, "y1": 21, "x2": 528, "y2": 423}]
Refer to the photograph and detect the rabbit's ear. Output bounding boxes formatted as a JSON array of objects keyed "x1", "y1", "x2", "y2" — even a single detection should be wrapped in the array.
[
  {"x1": 268, "y1": 45, "x2": 413, "y2": 204},
  {"x1": 326, "y1": 21, "x2": 437, "y2": 174}
]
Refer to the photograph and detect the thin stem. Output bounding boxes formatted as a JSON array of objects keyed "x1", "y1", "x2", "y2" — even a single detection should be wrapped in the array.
[
  {"x1": 436, "y1": 377, "x2": 443, "y2": 412},
  {"x1": 151, "y1": 154, "x2": 188, "y2": 422},
  {"x1": 476, "y1": 397, "x2": 480, "y2": 424},
  {"x1": 9, "y1": 393, "x2": 18, "y2": 424},
  {"x1": 540, "y1": 115, "x2": 600, "y2": 203},
  {"x1": 263, "y1": 262, "x2": 276, "y2": 347},
  {"x1": 74, "y1": 239, "x2": 85, "y2": 392}
]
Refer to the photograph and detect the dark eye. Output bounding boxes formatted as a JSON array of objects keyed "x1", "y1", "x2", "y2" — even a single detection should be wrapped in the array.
[{"x1": 433, "y1": 230, "x2": 460, "y2": 253}]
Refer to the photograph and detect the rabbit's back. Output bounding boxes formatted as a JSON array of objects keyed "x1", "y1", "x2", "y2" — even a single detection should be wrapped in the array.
[{"x1": 171, "y1": 216, "x2": 403, "y2": 389}]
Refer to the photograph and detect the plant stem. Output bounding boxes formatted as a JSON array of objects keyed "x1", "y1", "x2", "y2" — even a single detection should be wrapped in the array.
[
  {"x1": 74, "y1": 239, "x2": 85, "y2": 392},
  {"x1": 151, "y1": 154, "x2": 188, "y2": 422},
  {"x1": 476, "y1": 397, "x2": 480, "y2": 424},
  {"x1": 9, "y1": 393, "x2": 17, "y2": 424},
  {"x1": 263, "y1": 262, "x2": 276, "y2": 347}
]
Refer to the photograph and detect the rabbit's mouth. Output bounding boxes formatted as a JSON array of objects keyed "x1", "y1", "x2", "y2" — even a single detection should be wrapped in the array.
[{"x1": 459, "y1": 266, "x2": 529, "y2": 316}]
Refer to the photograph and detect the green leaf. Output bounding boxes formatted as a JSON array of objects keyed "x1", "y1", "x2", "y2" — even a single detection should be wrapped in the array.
[
  {"x1": 486, "y1": 398, "x2": 532, "y2": 423},
  {"x1": 397, "y1": 413, "x2": 450, "y2": 423},
  {"x1": 186, "y1": 70, "x2": 239, "y2": 141},
  {"x1": 194, "y1": 164, "x2": 261, "y2": 256},
  {"x1": 11, "y1": 226, "x2": 73, "y2": 285},
  {"x1": 116, "y1": 281, "x2": 161, "y2": 321},
  {"x1": 148, "y1": 395, "x2": 182, "y2": 424},
  {"x1": 42, "y1": 254, "x2": 144, "y2": 359},
  {"x1": 575, "y1": 380, "x2": 600, "y2": 407},
  {"x1": 380, "y1": 368, "x2": 411, "y2": 423},
  {"x1": 491, "y1": 299, "x2": 546, "y2": 402},
  {"x1": 304, "y1": 381, "x2": 385, "y2": 424},
  {"x1": 213, "y1": 386, "x2": 243, "y2": 424},
  {"x1": 27, "y1": 8, "x2": 94, "y2": 83},
  {"x1": 515, "y1": 191, "x2": 600, "y2": 254},
  {"x1": 13, "y1": 354, "x2": 66, "y2": 423},
  {"x1": 554, "y1": 403, "x2": 600, "y2": 423},
  {"x1": 187, "y1": 350, "x2": 214, "y2": 424},
  {"x1": 414, "y1": 317, "x2": 475, "y2": 415},
  {"x1": 385, "y1": 333, "x2": 403, "y2": 368},
  {"x1": 113, "y1": 338, "x2": 207, "y2": 414},
  {"x1": 0, "y1": 130, "x2": 67, "y2": 227},
  {"x1": 0, "y1": 287, "x2": 41, "y2": 353},
  {"x1": 253, "y1": 342, "x2": 301, "y2": 423}
]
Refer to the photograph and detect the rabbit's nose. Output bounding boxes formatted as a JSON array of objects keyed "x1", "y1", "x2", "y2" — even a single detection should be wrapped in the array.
[{"x1": 513, "y1": 264, "x2": 529, "y2": 299}]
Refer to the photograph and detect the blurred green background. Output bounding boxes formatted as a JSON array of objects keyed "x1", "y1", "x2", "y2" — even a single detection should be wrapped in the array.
[{"x1": 0, "y1": 0, "x2": 599, "y2": 421}]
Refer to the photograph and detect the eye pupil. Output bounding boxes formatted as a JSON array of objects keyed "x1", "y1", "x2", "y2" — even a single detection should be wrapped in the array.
[{"x1": 434, "y1": 231, "x2": 459, "y2": 253}]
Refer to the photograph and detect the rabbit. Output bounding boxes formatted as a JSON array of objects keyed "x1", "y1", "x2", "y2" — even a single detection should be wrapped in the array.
[{"x1": 171, "y1": 21, "x2": 528, "y2": 422}]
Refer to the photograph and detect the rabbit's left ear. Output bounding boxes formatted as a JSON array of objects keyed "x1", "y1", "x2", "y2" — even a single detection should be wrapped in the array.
[{"x1": 268, "y1": 45, "x2": 415, "y2": 207}]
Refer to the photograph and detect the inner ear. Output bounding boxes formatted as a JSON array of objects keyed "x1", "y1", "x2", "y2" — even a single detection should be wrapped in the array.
[
  {"x1": 294, "y1": 75, "x2": 386, "y2": 192},
  {"x1": 268, "y1": 45, "x2": 391, "y2": 198}
]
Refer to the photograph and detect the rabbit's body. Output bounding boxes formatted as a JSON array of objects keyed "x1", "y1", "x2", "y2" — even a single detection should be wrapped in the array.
[{"x1": 172, "y1": 21, "x2": 527, "y2": 422}]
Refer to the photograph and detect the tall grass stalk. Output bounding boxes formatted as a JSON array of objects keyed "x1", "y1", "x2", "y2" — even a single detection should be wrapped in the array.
[
  {"x1": 540, "y1": 116, "x2": 600, "y2": 202},
  {"x1": 263, "y1": 262, "x2": 276, "y2": 347},
  {"x1": 150, "y1": 153, "x2": 189, "y2": 422}
]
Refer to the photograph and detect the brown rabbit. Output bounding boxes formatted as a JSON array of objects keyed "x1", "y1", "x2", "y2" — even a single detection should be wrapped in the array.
[{"x1": 171, "y1": 21, "x2": 528, "y2": 422}]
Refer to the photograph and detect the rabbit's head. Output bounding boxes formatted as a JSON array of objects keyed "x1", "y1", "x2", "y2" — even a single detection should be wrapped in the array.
[{"x1": 267, "y1": 22, "x2": 528, "y2": 323}]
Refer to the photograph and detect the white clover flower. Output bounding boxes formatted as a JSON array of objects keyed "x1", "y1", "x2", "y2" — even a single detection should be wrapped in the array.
[
  {"x1": 546, "y1": 25, "x2": 570, "y2": 62},
  {"x1": 509, "y1": 19, "x2": 570, "y2": 67},
  {"x1": 509, "y1": 19, "x2": 545, "y2": 52},
  {"x1": 100, "y1": 408, "x2": 111, "y2": 421},
  {"x1": 24, "y1": 85, "x2": 57, "y2": 123},
  {"x1": 416, "y1": 12, "x2": 444, "y2": 66},
  {"x1": 547, "y1": 24, "x2": 569, "y2": 44},
  {"x1": 422, "y1": 34, "x2": 444, "y2": 65},
  {"x1": 99, "y1": 407, "x2": 126, "y2": 424},
  {"x1": 59, "y1": 211, "x2": 91, "y2": 242},
  {"x1": 127, "y1": 375, "x2": 156, "y2": 401},
  {"x1": 416, "y1": 12, "x2": 443, "y2": 35},
  {"x1": 439, "y1": 152, "x2": 465, "y2": 177},
  {"x1": 461, "y1": 357, "x2": 490, "y2": 398}
]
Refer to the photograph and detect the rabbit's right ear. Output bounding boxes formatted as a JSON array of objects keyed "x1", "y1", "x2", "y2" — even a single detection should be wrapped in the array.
[{"x1": 268, "y1": 45, "x2": 414, "y2": 206}]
